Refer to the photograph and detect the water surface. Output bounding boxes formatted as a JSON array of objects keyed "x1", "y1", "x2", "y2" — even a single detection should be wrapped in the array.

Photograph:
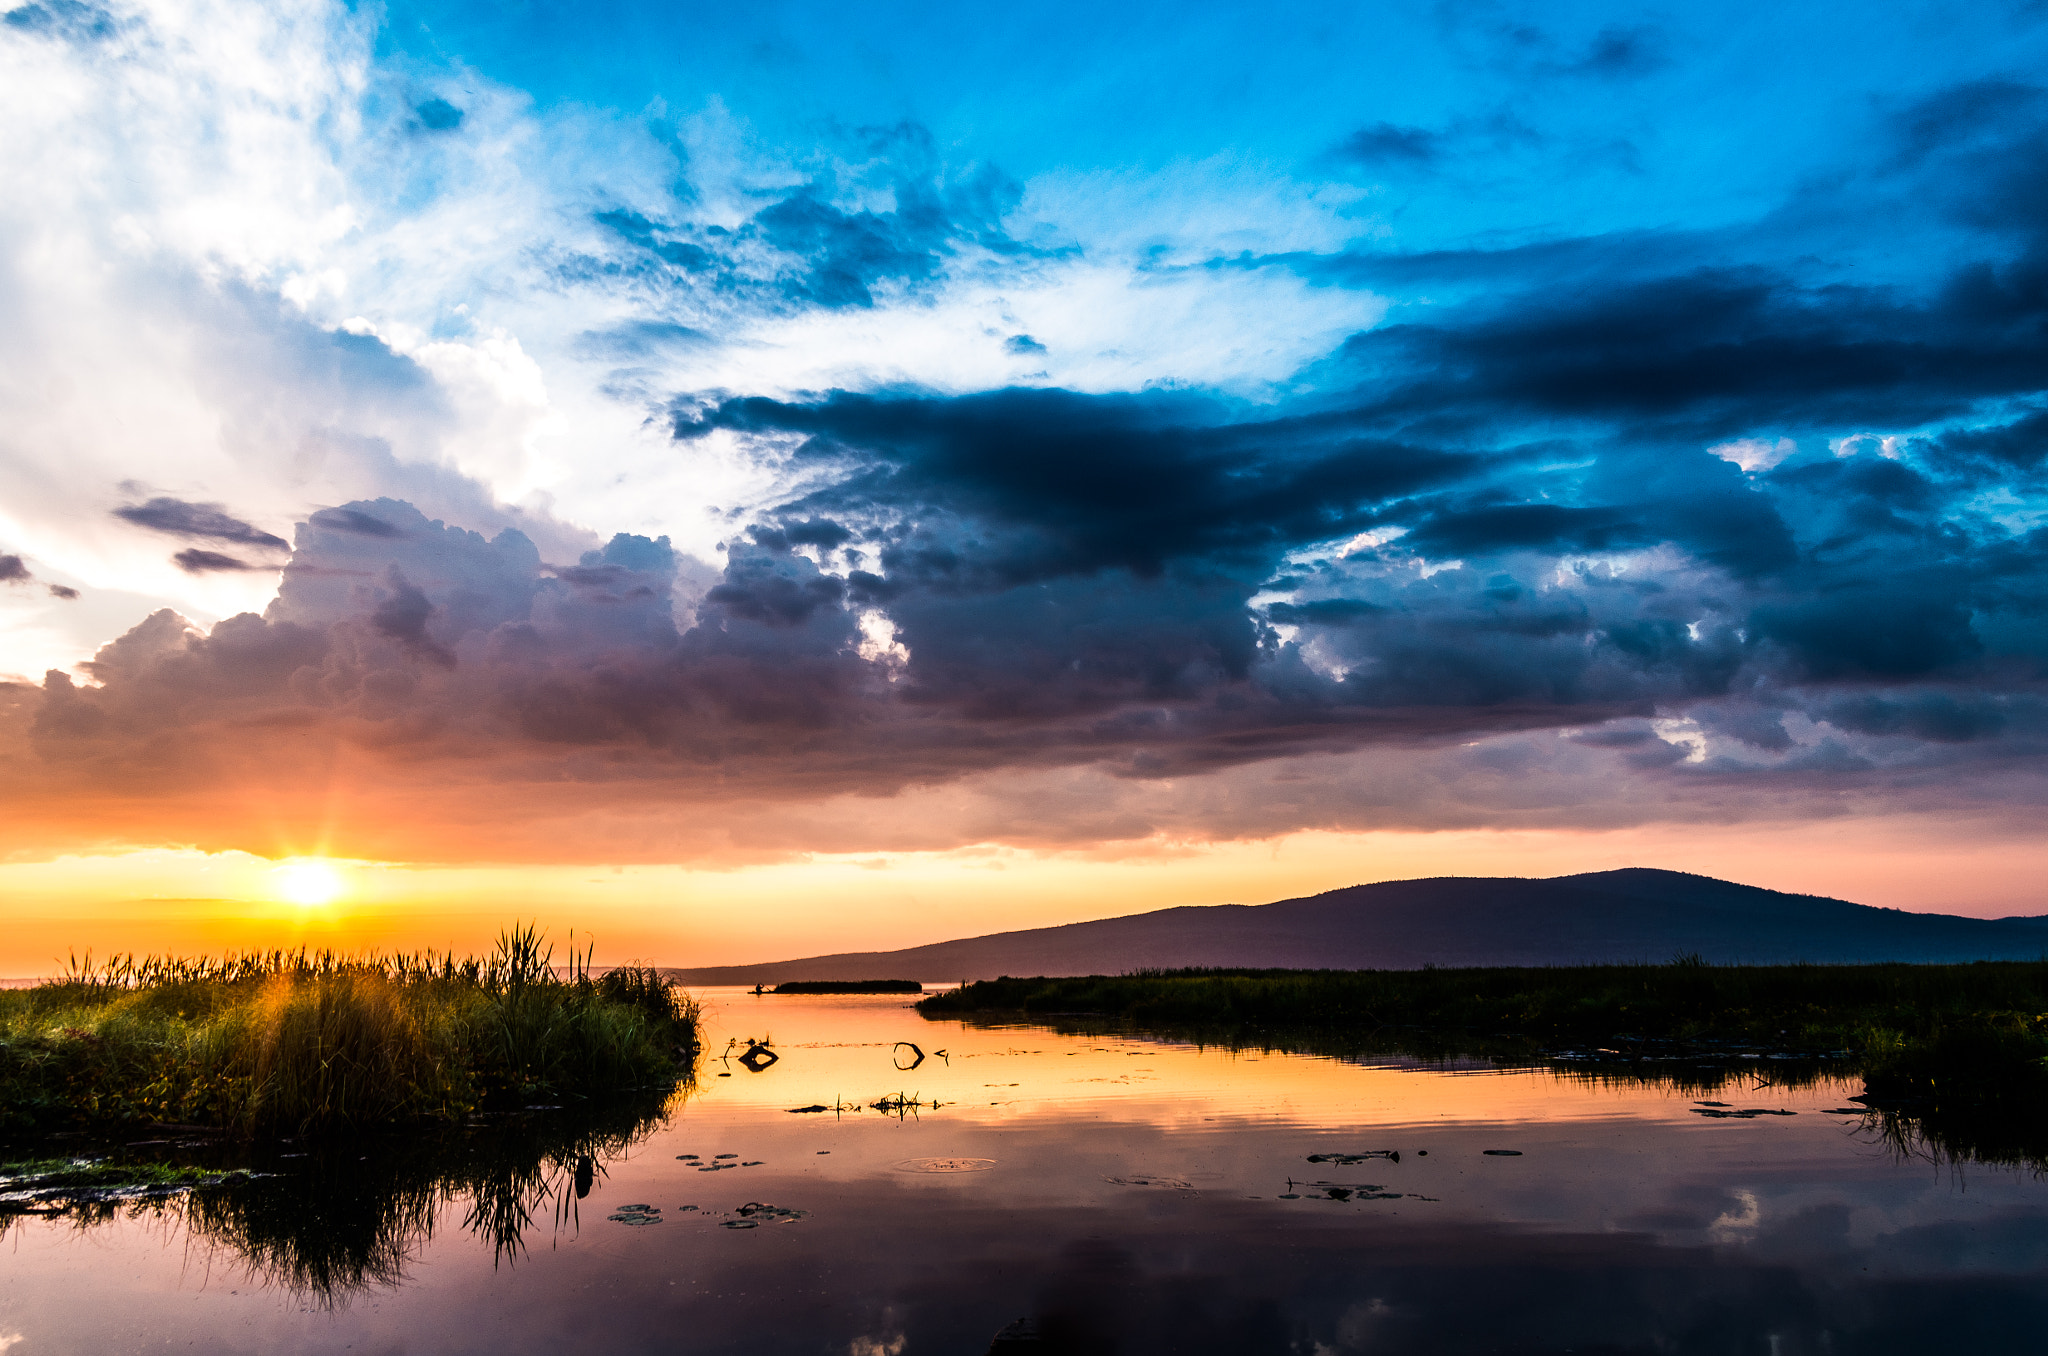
[{"x1": 5, "y1": 988, "x2": 2047, "y2": 1354}]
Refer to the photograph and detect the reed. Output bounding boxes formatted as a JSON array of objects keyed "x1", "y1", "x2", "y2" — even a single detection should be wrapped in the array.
[
  {"x1": 919, "y1": 960, "x2": 2048, "y2": 1166},
  {"x1": 918, "y1": 960, "x2": 2048, "y2": 1053},
  {"x1": 0, "y1": 927, "x2": 700, "y2": 1136}
]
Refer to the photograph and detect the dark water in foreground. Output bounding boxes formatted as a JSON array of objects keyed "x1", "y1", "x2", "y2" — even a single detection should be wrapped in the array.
[{"x1": 6, "y1": 989, "x2": 2048, "y2": 1354}]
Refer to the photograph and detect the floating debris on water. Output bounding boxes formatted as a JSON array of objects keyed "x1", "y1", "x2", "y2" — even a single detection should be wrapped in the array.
[
  {"x1": 720, "y1": 1201, "x2": 808, "y2": 1228},
  {"x1": 1307, "y1": 1151, "x2": 1400, "y2": 1166},
  {"x1": 715, "y1": 1154, "x2": 738, "y2": 1159},
  {"x1": 1693, "y1": 1107, "x2": 1797, "y2": 1119},
  {"x1": 1103, "y1": 1174, "x2": 1194, "y2": 1190},
  {"x1": 1311, "y1": 1184, "x2": 1403, "y2": 1202},
  {"x1": 1482, "y1": 1150, "x2": 1523, "y2": 1156},
  {"x1": 677, "y1": 1154, "x2": 700, "y2": 1160},
  {"x1": 787, "y1": 1105, "x2": 830, "y2": 1114},
  {"x1": 895, "y1": 1157, "x2": 995, "y2": 1174},
  {"x1": 1820, "y1": 1108, "x2": 1869, "y2": 1115}
]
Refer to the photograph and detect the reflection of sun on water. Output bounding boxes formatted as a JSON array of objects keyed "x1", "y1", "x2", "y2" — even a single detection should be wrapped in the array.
[{"x1": 272, "y1": 860, "x2": 345, "y2": 906}]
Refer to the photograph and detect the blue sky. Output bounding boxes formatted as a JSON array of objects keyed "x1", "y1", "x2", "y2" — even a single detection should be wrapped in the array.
[
  {"x1": 4, "y1": 0, "x2": 2048, "y2": 887},
  {"x1": 375, "y1": 0, "x2": 2045, "y2": 249}
]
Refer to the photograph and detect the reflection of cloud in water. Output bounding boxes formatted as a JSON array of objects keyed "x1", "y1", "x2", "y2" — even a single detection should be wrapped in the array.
[{"x1": 1708, "y1": 1187, "x2": 1762, "y2": 1241}]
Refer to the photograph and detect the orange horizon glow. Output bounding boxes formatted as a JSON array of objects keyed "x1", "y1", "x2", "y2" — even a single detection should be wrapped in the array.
[{"x1": 1, "y1": 813, "x2": 2044, "y2": 978}]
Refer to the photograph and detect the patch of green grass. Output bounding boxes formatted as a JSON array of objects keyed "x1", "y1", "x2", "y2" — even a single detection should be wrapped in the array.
[
  {"x1": 919, "y1": 961, "x2": 2048, "y2": 1053},
  {"x1": 0, "y1": 926, "x2": 701, "y2": 1136},
  {"x1": 0, "y1": 1157, "x2": 217, "y2": 1193},
  {"x1": 920, "y1": 961, "x2": 2048, "y2": 1166}
]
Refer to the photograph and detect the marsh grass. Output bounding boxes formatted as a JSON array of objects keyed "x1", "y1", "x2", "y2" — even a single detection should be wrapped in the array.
[
  {"x1": 0, "y1": 926, "x2": 700, "y2": 1136},
  {"x1": 919, "y1": 961, "x2": 2048, "y2": 1054},
  {"x1": 921, "y1": 961, "x2": 2048, "y2": 1166}
]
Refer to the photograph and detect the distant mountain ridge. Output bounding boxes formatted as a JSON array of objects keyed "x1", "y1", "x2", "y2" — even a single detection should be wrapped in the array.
[{"x1": 662, "y1": 869, "x2": 2048, "y2": 984}]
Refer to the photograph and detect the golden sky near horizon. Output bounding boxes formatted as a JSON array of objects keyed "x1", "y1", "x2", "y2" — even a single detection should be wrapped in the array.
[{"x1": 5, "y1": 815, "x2": 2043, "y2": 977}]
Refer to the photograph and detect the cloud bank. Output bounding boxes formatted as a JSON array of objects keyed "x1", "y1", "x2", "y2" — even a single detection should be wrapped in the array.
[{"x1": 2, "y1": 0, "x2": 2046, "y2": 865}]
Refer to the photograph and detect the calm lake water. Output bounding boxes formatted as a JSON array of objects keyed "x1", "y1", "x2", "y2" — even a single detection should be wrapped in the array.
[{"x1": 6, "y1": 987, "x2": 2048, "y2": 1354}]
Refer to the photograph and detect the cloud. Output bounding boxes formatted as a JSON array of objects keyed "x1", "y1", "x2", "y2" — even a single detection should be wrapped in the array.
[
  {"x1": 171, "y1": 548, "x2": 263, "y2": 574},
  {"x1": 1565, "y1": 24, "x2": 1668, "y2": 79},
  {"x1": 4, "y1": 6, "x2": 2048, "y2": 869},
  {"x1": 0, "y1": 553, "x2": 76, "y2": 600},
  {"x1": 414, "y1": 97, "x2": 462, "y2": 132},
  {"x1": 580, "y1": 121, "x2": 1043, "y2": 315},
  {"x1": 307, "y1": 506, "x2": 407, "y2": 539},
  {"x1": 2, "y1": 0, "x2": 117, "y2": 42},
  {"x1": 113, "y1": 497, "x2": 290, "y2": 551},
  {"x1": 1334, "y1": 122, "x2": 1446, "y2": 168}
]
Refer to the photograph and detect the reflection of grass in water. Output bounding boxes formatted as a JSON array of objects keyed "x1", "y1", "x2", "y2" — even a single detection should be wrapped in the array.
[
  {"x1": 0, "y1": 926, "x2": 700, "y2": 1134},
  {"x1": 949, "y1": 1009, "x2": 1851, "y2": 1097},
  {"x1": 79, "y1": 1091, "x2": 683, "y2": 1302},
  {"x1": 923, "y1": 961, "x2": 2048, "y2": 1165}
]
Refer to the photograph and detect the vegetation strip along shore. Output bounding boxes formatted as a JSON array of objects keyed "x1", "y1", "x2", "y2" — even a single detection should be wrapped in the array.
[
  {"x1": 919, "y1": 961, "x2": 2048, "y2": 1165},
  {"x1": 0, "y1": 925, "x2": 700, "y2": 1137}
]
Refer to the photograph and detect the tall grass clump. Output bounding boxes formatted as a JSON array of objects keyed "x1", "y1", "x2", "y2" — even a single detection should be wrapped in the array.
[{"x1": 0, "y1": 925, "x2": 700, "y2": 1137}]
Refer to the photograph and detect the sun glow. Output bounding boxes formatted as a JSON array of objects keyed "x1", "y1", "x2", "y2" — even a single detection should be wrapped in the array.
[{"x1": 272, "y1": 859, "x2": 345, "y2": 906}]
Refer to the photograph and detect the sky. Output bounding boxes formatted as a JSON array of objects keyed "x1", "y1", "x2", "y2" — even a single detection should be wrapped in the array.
[{"x1": 4, "y1": 0, "x2": 2048, "y2": 969}]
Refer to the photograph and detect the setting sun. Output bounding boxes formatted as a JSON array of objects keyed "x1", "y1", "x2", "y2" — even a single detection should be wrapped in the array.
[{"x1": 272, "y1": 860, "x2": 345, "y2": 907}]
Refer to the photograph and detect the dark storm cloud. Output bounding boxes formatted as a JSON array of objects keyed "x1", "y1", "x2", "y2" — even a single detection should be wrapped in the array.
[
  {"x1": 114, "y1": 496, "x2": 289, "y2": 551},
  {"x1": 677, "y1": 387, "x2": 1478, "y2": 582},
  {"x1": 632, "y1": 79, "x2": 2048, "y2": 794},
  {"x1": 1327, "y1": 264, "x2": 2048, "y2": 440}
]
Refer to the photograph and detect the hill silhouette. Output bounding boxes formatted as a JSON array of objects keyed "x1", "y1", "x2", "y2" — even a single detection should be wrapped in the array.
[{"x1": 663, "y1": 869, "x2": 2048, "y2": 984}]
